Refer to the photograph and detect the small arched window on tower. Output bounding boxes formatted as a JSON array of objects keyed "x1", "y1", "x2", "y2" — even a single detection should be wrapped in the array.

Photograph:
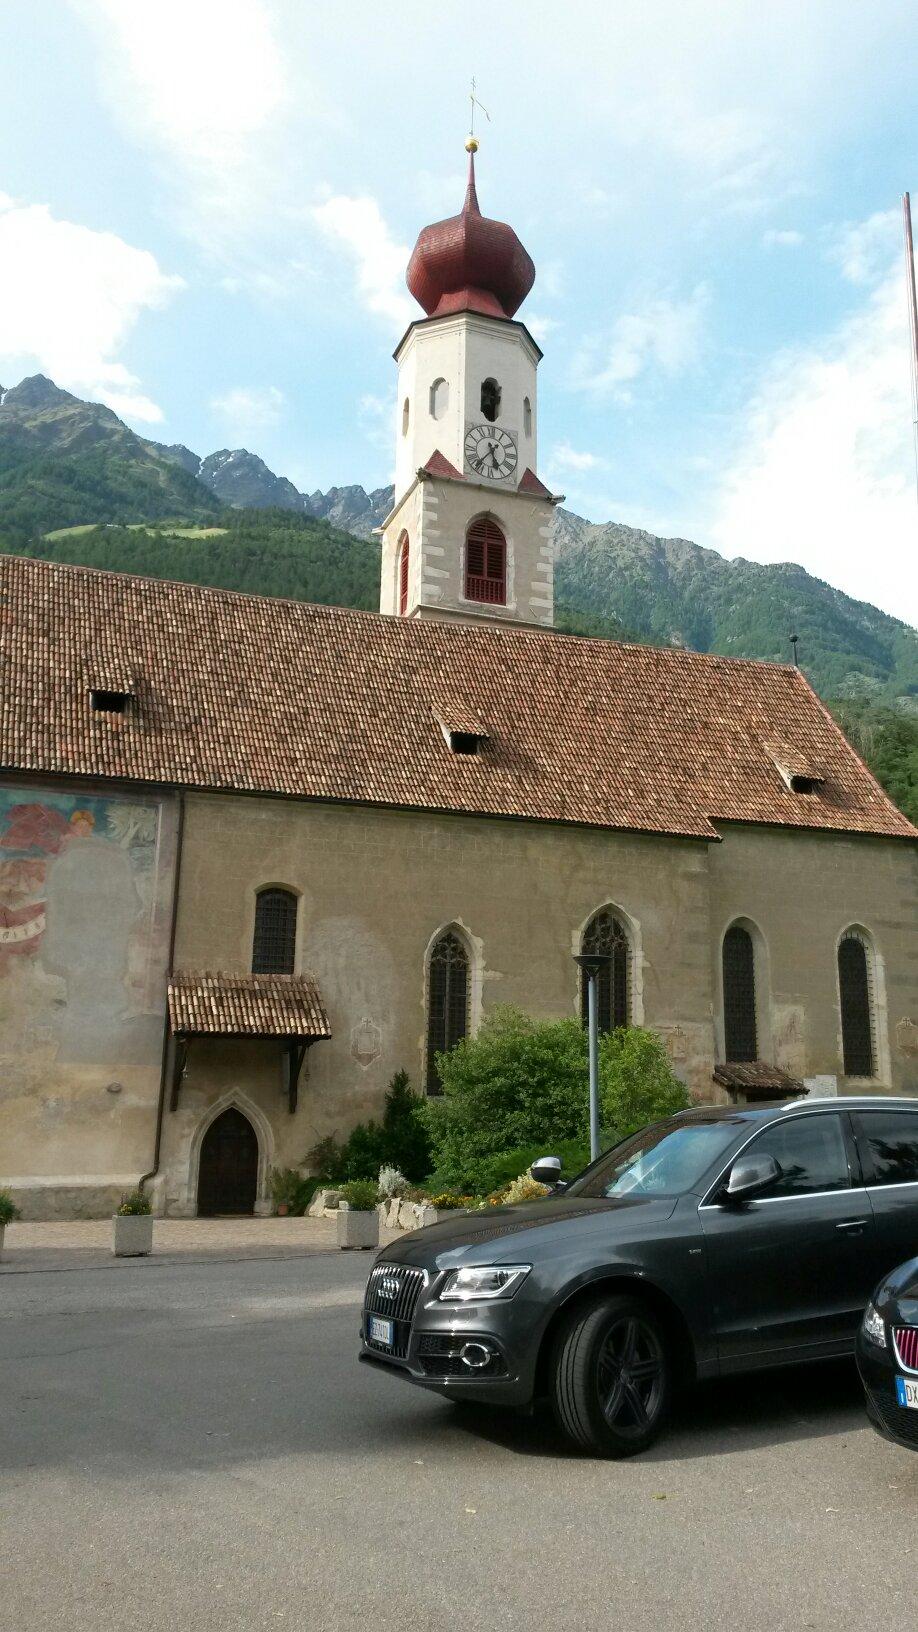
[
  {"x1": 429, "y1": 377, "x2": 449, "y2": 420},
  {"x1": 397, "y1": 530, "x2": 410, "y2": 617},
  {"x1": 523, "y1": 396, "x2": 532, "y2": 437},
  {"x1": 465, "y1": 517, "x2": 506, "y2": 605},
  {"x1": 838, "y1": 931, "x2": 876, "y2": 1077},
  {"x1": 426, "y1": 931, "x2": 469, "y2": 1094},
  {"x1": 723, "y1": 925, "x2": 757, "y2": 1061},
  {"x1": 480, "y1": 378, "x2": 501, "y2": 422},
  {"x1": 401, "y1": 397, "x2": 410, "y2": 436},
  {"x1": 252, "y1": 887, "x2": 297, "y2": 975},
  {"x1": 580, "y1": 911, "x2": 630, "y2": 1033}
]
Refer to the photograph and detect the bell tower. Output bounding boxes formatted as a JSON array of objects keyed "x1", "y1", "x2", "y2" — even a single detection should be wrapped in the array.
[{"x1": 379, "y1": 141, "x2": 558, "y2": 629}]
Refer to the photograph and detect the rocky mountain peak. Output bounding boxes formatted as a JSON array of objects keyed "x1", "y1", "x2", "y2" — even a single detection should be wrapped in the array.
[{"x1": 0, "y1": 374, "x2": 79, "y2": 411}]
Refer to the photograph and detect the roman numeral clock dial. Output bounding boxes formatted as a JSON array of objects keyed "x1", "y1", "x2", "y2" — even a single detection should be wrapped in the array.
[{"x1": 464, "y1": 424, "x2": 518, "y2": 481}]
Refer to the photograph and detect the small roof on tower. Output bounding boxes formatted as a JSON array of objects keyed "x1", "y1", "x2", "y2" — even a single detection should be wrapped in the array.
[{"x1": 406, "y1": 147, "x2": 535, "y2": 321}]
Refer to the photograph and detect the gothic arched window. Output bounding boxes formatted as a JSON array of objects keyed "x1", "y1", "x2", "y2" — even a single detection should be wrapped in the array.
[
  {"x1": 580, "y1": 911, "x2": 630, "y2": 1033},
  {"x1": 839, "y1": 932, "x2": 875, "y2": 1077},
  {"x1": 429, "y1": 377, "x2": 449, "y2": 419},
  {"x1": 426, "y1": 931, "x2": 469, "y2": 1095},
  {"x1": 465, "y1": 517, "x2": 506, "y2": 605},
  {"x1": 480, "y1": 377, "x2": 501, "y2": 422},
  {"x1": 723, "y1": 924, "x2": 757, "y2": 1061},
  {"x1": 397, "y1": 530, "x2": 410, "y2": 616},
  {"x1": 252, "y1": 888, "x2": 297, "y2": 975},
  {"x1": 523, "y1": 396, "x2": 532, "y2": 437}
]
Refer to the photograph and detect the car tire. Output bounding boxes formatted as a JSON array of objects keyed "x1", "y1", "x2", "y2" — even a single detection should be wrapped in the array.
[{"x1": 550, "y1": 1292, "x2": 671, "y2": 1457}]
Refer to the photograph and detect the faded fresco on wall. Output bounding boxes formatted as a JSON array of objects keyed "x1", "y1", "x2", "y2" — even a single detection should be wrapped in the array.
[{"x1": 0, "y1": 786, "x2": 177, "y2": 1072}]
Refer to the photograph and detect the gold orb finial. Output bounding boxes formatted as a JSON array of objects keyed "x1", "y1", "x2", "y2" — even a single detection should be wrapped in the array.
[{"x1": 465, "y1": 135, "x2": 479, "y2": 153}]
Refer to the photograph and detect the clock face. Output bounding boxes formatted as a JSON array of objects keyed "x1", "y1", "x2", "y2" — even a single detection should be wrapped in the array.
[{"x1": 464, "y1": 424, "x2": 518, "y2": 481}]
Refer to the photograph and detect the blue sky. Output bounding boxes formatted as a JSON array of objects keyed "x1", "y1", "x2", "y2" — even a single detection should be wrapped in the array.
[{"x1": 0, "y1": 0, "x2": 917, "y2": 621}]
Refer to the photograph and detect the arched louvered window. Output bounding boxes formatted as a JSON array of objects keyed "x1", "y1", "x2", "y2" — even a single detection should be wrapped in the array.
[
  {"x1": 839, "y1": 933, "x2": 875, "y2": 1077},
  {"x1": 465, "y1": 517, "x2": 506, "y2": 605},
  {"x1": 426, "y1": 931, "x2": 469, "y2": 1095},
  {"x1": 580, "y1": 911, "x2": 630, "y2": 1033},
  {"x1": 397, "y1": 530, "x2": 410, "y2": 616},
  {"x1": 723, "y1": 925, "x2": 757, "y2": 1061},
  {"x1": 252, "y1": 888, "x2": 297, "y2": 975}
]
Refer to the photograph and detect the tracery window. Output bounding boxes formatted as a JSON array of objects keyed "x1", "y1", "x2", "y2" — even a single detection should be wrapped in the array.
[
  {"x1": 580, "y1": 911, "x2": 630, "y2": 1033},
  {"x1": 839, "y1": 932, "x2": 875, "y2": 1077},
  {"x1": 426, "y1": 931, "x2": 469, "y2": 1094},
  {"x1": 252, "y1": 888, "x2": 297, "y2": 975},
  {"x1": 723, "y1": 924, "x2": 757, "y2": 1062}
]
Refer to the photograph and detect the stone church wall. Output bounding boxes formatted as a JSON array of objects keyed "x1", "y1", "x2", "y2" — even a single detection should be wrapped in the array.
[{"x1": 0, "y1": 780, "x2": 179, "y2": 1219}]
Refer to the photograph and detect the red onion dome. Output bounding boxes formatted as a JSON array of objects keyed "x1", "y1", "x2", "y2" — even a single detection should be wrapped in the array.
[{"x1": 406, "y1": 152, "x2": 535, "y2": 321}]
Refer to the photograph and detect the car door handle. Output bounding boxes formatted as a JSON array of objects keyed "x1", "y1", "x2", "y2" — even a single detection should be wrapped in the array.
[{"x1": 836, "y1": 1219, "x2": 869, "y2": 1232}]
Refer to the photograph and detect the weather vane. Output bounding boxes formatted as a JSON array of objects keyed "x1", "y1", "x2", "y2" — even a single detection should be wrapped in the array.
[{"x1": 466, "y1": 77, "x2": 491, "y2": 153}]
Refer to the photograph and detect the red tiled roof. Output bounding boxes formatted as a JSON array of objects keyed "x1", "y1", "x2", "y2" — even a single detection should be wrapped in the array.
[
  {"x1": 168, "y1": 972, "x2": 331, "y2": 1038},
  {"x1": 420, "y1": 449, "x2": 465, "y2": 481},
  {"x1": 0, "y1": 554, "x2": 914, "y2": 842},
  {"x1": 713, "y1": 1062, "x2": 806, "y2": 1098},
  {"x1": 517, "y1": 467, "x2": 553, "y2": 499}
]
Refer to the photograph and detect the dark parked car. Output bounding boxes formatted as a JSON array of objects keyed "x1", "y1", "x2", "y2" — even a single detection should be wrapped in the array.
[
  {"x1": 857, "y1": 1255, "x2": 918, "y2": 1450},
  {"x1": 359, "y1": 1096, "x2": 918, "y2": 1455}
]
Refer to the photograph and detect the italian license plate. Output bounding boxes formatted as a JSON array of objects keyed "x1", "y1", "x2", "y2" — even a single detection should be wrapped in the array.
[
  {"x1": 369, "y1": 1316, "x2": 393, "y2": 1347},
  {"x1": 895, "y1": 1376, "x2": 918, "y2": 1410}
]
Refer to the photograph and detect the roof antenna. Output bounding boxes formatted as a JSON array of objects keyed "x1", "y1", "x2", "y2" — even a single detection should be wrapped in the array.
[{"x1": 789, "y1": 633, "x2": 800, "y2": 667}]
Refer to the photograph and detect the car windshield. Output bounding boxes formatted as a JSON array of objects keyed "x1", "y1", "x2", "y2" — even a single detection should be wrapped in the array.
[{"x1": 566, "y1": 1118, "x2": 743, "y2": 1199}]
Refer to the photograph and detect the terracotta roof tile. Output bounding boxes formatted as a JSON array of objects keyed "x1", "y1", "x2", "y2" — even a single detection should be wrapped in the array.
[
  {"x1": 517, "y1": 467, "x2": 553, "y2": 499},
  {"x1": 1, "y1": 554, "x2": 914, "y2": 843},
  {"x1": 713, "y1": 1061, "x2": 805, "y2": 1096},
  {"x1": 420, "y1": 449, "x2": 465, "y2": 481},
  {"x1": 168, "y1": 972, "x2": 331, "y2": 1038}
]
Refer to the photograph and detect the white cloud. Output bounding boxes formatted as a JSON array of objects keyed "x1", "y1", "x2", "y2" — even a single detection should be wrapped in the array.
[
  {"x1": 763, "y1": 228, "x2": 804, "y2": 247},
  {"x1": 357, "y1": 392, "x2": 394, "y2": 456},
  {"x1": 708, "y1": 261, "x2": 917, "y2": 623},
  {"x1": 525, "y1": 312, "x2": 559, "y2": 345},
  {"x1": 72, "y1": 0, "x2": 288, "y2": 234},
  {"x1": 0, "y1": 194, "x2": 182, "y2": 422},
  {"x1": 572, "y1": 287, "x2": 709, "y2": 402},
  {"x1": 211, "y1": 385, "x2": 285, "y2": 432},
  {"x1": 831, "y1": 209, "x2": 900, "y2": 286},
  {"x1": 550, "y1": 442, "x2": 607, "y2": 472},
  {"x1": 312, "y1": 194, "x2": 414, "y2": 329}
]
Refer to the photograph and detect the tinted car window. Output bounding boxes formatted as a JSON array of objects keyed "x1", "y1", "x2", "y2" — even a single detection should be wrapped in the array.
[
  {"x1": 856, "y1": 1112, "x2": 918, "y2": 1186},
  {"x1": 568, "y1": 1119, "x2": 744, "y2": 1199},
  {"x1": 744, "y1": 1115, "x2": 850, "y2": 1197}
]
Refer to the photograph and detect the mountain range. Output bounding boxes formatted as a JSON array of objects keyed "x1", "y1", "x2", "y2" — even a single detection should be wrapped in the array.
[{"x1": 1, "y1": 374, "x2": 916, "y2": 717}]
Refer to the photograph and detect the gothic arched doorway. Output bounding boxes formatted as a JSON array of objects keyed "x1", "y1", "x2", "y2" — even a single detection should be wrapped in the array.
[{"x1": 197, "y1": 1106, "x2": 259, "y2": 1216}]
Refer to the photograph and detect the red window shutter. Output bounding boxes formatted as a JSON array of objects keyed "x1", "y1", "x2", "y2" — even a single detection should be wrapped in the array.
[
  {"x1": 398, "y1": 533, "x2": 409, "y2": 615},
  {"x1": 465, "y1": 518, "x2": 506, "y2": 604}
]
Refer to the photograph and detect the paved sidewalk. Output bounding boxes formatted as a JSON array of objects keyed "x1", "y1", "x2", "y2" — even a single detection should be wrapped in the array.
[{"x1": 0, "y1": 1216, "x2": 401, "y2": 1274}]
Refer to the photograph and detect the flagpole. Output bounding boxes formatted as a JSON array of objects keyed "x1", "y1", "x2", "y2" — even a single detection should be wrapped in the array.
[{"x1": 903, "y1": 193, "x2": 918, "y2": 501}]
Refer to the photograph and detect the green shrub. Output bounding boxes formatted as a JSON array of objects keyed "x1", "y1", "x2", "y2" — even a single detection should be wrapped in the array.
[
  {"x1": 305, "y1": 1071, "x2": 432, "y2": 1183},
  {"x1": 439, "y1": 1136, "x2": 594, "y2": 1198},
  {"x1": 116, "y1": 1188, "x2": 151, "y2": 1217},
  {"x1": 268, "y1": 1168, "x2": 319, "y2": 1215},
  {"x1": 427, "y1": 1008, "x2": 688, "y2": 1188},
  {"x1": 339, "y1": 1179, "x2": 379, "y2": 1211},
  {"x1": 0, "y1": 1188, "x2": 21, "y2": 1227},
  {"x1": 426, "y1": 1192, "x2": 477, "y2": 1211}
]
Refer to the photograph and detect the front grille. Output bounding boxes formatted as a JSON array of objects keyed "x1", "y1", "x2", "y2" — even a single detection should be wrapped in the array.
[
  {"x1": 866, "y1": 1384, "x2": 918, "y2": 1447},
  {"x1": 363, "y1": 1263, "x2": 427, "y2": 1359},
  {"x1": 894, "y1": 1326, "x2": 918, "y2": 1371}
]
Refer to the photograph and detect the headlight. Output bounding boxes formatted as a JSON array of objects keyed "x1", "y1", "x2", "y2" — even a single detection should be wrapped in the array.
[
  {"x1": 862, "y1": 1302, "x2": 887, "y2": 1348},
  {"x1": 439, "y1": 1265, "x2": 531, "y2": 1302}
]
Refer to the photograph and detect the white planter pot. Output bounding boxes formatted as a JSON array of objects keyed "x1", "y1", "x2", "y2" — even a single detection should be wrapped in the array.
[
  {"x1": 336, "y1": 1208, "x2": 379, "y2": 1250},
  {"x1": 112, "y1": 1213, "x2": 153, "y2": 1257}
]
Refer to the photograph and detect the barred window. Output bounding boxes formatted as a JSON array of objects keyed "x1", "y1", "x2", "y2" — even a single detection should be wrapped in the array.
[
  {"x1": 252, "y1": 888, "x2": 297, "y2": 975},
  {"x1": 580, "y1": 911, "x2": 630, "y2": 1033},
  {"x1": 723, "y1": 925, "x2": 757, "y2": 1062},
  {"x1": 426, "y1": 931, "x2": 469, "y2": 1095},
  {"x1": 839, "y1": 933, "x2": 875, "y2": 1077}
]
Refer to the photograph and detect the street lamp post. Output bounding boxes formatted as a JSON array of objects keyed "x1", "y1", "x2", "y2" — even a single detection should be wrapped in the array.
[{"x1": 573, "y1": 953, "x2": 612, "y2": 1162}]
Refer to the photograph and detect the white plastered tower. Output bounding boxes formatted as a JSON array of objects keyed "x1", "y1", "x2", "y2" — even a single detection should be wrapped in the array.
[{"x1": 379, "y1": 147, "x2": 557, "y2": 629}]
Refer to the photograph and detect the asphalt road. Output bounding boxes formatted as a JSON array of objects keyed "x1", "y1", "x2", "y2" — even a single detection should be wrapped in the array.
[{"x1": 2, "y1": 1252, "x2": 916, "y2": 1632}]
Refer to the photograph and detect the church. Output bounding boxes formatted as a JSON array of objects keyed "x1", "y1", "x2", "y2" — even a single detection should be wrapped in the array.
[{"x1": 1, "y1": 146, "x2": 916, "y2": 1220}]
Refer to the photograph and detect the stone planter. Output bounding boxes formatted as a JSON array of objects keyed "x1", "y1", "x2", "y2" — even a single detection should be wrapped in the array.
[
  {"x1": 112, "y1": 1213, "x2": 153, "y2": 1257},
  {"x1": 336, "y1": 1206, "x2": 379, "y2": 1250}
]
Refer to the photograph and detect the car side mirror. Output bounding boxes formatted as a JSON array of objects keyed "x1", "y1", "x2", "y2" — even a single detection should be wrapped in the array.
[
  {"x1": 530, "y1": 1156, "x2": 563, "y2": 1188},
  {"x1": 723, "y1": 1152, "x2": 781, "y2": 1203}
]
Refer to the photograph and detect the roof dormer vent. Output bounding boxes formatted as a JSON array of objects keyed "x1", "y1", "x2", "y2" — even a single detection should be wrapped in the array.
[
  {"x1": 765, "y1": 741, "x2": 826, "y2": 795},
  {"x1": 432, "y1": 705, "x2": 490, "y2": 757},
  {"x1": 90, "y1": 688, "x2": 132, "y2": 715}
]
